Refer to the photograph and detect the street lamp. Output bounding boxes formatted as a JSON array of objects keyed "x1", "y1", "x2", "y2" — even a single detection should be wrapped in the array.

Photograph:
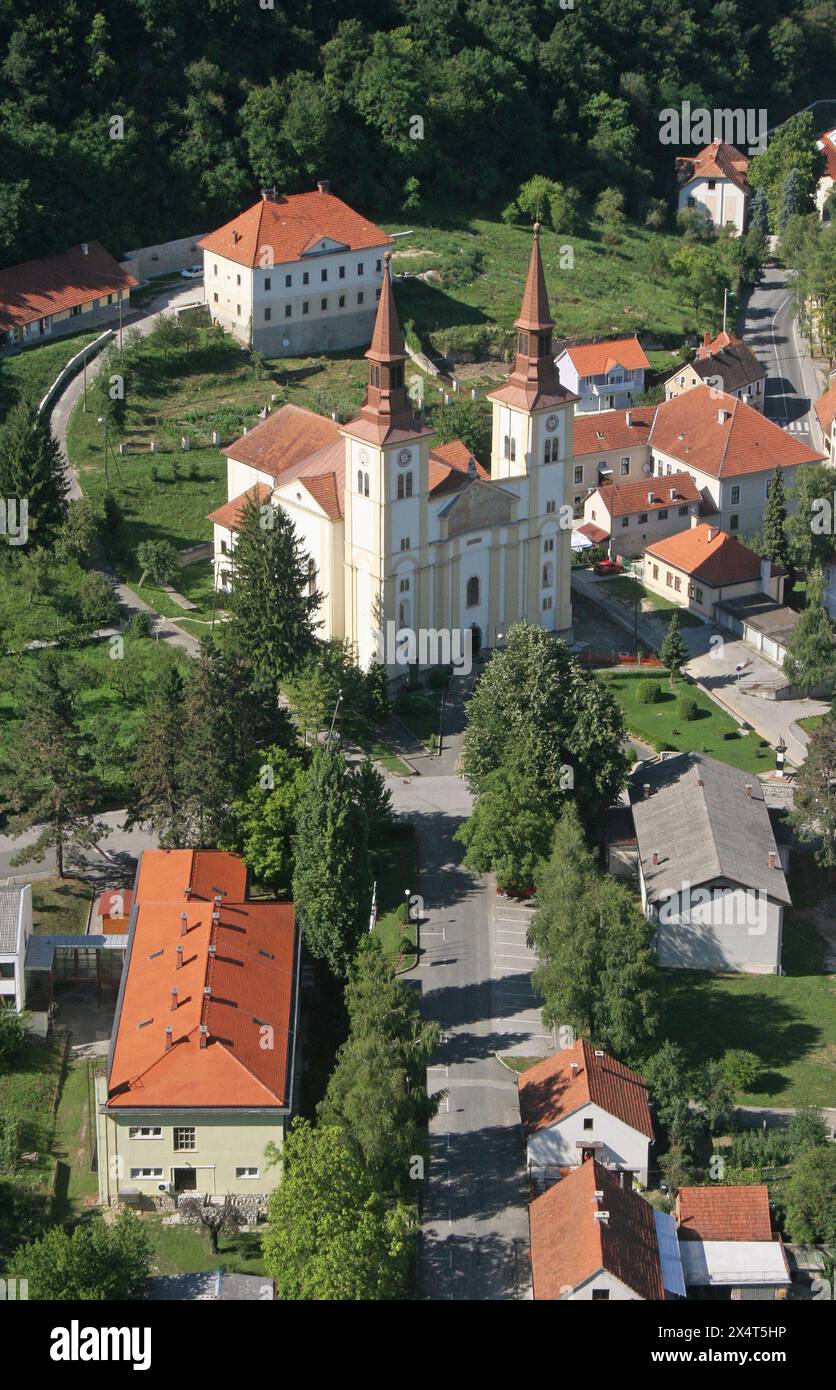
[
  {"x1": 775, "y1": 736, "x2": 788, "y2": 779},
  {"x1": 404, "y1": 889, "x2": 412, "y2": 923}
]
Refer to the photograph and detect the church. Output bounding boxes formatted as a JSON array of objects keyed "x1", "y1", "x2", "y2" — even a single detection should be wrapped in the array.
[{"x1": 208, "y1": 226, "x2": 578, "y2": 673}]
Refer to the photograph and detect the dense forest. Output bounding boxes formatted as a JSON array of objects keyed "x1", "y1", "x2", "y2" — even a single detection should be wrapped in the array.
[{"x1": 0, "y1": 0, "x2": 834, "y2": 265}]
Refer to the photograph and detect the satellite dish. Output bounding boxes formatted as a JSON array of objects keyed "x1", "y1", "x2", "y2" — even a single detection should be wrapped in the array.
[{"x1": 282, "y1": 338, "x2": 290, "y2": 348}]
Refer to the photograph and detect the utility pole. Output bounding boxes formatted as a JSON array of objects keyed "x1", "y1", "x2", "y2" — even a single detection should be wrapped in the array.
[
  {"x1": 118, "y1": 292, "x2": 123, "y2": 352},
  {"x1": 326, "y1": 688, "x2": 343, "y2": 752},
  {"x1": 722, "y1": 287, "x2": 728, "y2": 334},
  {"x1": 437, "y1": 680, "x2": 447, "y2": 758},
  {"x1": 97, "y1": 416, "x2": 110, "y2": 489}
]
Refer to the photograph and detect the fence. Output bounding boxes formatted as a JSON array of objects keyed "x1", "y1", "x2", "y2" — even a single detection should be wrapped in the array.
[
  {"x1": 576, "y1": 649, "x2": 663, "y2": 668},
  {"x1": 37, "y1": 329, "x2": 114, "y2": 417},
  {"x1": 119, "y1": 232, "x2": 207, "y2": 283}
]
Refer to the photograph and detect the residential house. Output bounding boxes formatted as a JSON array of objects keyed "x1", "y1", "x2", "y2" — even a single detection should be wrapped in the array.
[
  {"x1": 528, "y1": 1159, "x2": 674, "y2": 1300},
  {"x1": 675, "y1": 1186, "x2": 791, "y2": 1299},
  {"x1": 568, "y1": 407, "x2": 655, "y2": 516},
  {"x1": 0, "y1": 242, "x2": 137, "y2": 352},
  {"x1": 648, "y1": 386, "x2": 823, "y2": 534},
  {"x1": 198, "y1": 183, "x2": 391, "y2": 355},
  {"x1": 642, "y1": 521, "x2": 783, "y2": 622},
  {"x1": 518, "y1": 1039, "x2": 654, "y2": 1186},
  {"x1": 675, "y1": 142, "x2": 750, "y2": 235},
  {"x1": 813, "y1": 379, "x2": 836, "y2": 461},
  {"x1": 0, "y1": 884, "x2": 33, "y2": 1012},
  {"x1": 555, "y1": 336, "x2": 650, "y2": 414},
  {"x1": 96, "y1": 849, "x2": 300, "y2": 1209},
  {"x1": 815, "y1": 128, "x2": 836, "y2": 219},
  {"x1": 665, "y1": 331, "x2": 766, "y2": 412},
  {"x1": 582, "y1": 472, "x2": 701, "y2": 559},
  {"x1": 209, "y1": 228, "x2": 578, "y2": 669},
  {"x1": 630, "y1": 753, "x2": 791, "y2": 974}
]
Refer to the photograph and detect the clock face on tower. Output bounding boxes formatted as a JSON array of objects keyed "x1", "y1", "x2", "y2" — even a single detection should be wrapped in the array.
[
  {"x1": 545, "y1": 415, "x2": 558, "y2": 432},
  {"x1": 397, "y1": 448, "x2": 413, "y2": 468},
  {"x1": 359, "y1": 449, "x2": 369, "y2": 466}
]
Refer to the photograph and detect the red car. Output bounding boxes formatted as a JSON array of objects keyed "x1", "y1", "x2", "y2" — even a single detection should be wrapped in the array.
[{"x1": 594, "y1": 559, "x2": 624, "y2": 576}]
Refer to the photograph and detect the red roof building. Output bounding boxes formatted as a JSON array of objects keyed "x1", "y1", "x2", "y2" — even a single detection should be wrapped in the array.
[
  {"x1": 675, "y1": 1186, "x2": 774, "y2": 1243},
  {"x1": 199, "y1": 188, "x2": 390, "y2": 270},
  {"x1": 644, "y1": 523, "x2": 765, "y2": 587},
  {"x1": 0, "y1": 240, "x2": 137, "y2": 348},
  {"x1": 649, "y1": 386, "x2": 823, "y2": 480},
  {"x1": 529, "y1": 1159, "x2": 665, "y2": 1300}
]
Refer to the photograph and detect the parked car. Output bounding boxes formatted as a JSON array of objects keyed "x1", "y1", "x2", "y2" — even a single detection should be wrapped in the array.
[
  {"x1": 593, "y1": 559, "x2": 623, "y2": 576},
  {"x1": 180, "y1": 264, "x2": 203, "y2": 279}
]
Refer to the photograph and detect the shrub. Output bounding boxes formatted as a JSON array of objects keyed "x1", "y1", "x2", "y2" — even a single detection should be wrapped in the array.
[
  {"x1": 128, "y1": 610, "x2": 152, "y2": 639},
  {"x1": 722, "y1": 729, "x2": 739, "y2": 740},
  {"x1": 678, "y1": 696, "x2": 699, "y2": 722},
  {"x1": 627, "y1": 747, "x2": 638, "y2": 764},
  {"x1": 720, "y1": 1048, "x2": 761, "y2": 1092},
  {"x1": 637, "y1": 679, "x2": 662, "y2": 704},
  {"x1": 427, "y1": 666, "x2": 452, "y2": 690}
]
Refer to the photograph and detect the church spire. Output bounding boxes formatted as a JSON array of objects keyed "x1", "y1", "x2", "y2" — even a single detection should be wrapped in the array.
[
  {"x1": 516, "y1": 222, "x2": 554, "y2": 333},
  {"x1": 505, "y1": 222, "x2": 562, "y2": 399},
  {"x1": 353, "y1": 250, "x2": 417, "y2": 438}
]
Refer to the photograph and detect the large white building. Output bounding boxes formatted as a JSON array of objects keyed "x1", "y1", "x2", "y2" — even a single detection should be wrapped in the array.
[
  {"x1": 209, "y1": 227, "x2": 578, "y2": 672},
  {"x1": 198, "y1": 183, "x2": 390, "y2": 355},
  {"x1": 675, "y1": 141, "x2": 750, "y2": 235}
]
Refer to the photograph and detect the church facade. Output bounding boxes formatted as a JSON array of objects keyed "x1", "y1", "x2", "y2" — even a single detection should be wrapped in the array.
[{"x1": 208, "y1": 227, "x2": 578, "y2": 674}]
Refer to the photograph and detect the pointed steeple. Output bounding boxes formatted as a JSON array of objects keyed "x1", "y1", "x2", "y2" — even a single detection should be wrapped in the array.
[
  {"x1": 347, "y1": 251, "x2": 429, "y2": 443},
  {"x1": 488, "y1": 223, "x2": 570, "y2": 410}
]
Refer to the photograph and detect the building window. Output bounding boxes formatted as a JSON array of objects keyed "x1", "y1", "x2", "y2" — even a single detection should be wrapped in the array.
[
  {"x1": 399, "y1": 577, "x2": 410, "y2": 593},
  {"x1": 376, "y1": 288, "x2": 381, "y2": 301},
  {"x1": 236, "y1": 304, "x2": 241, "y2": 317},
  {"x1": 358, "y1": 261, "x2": 364, "y2": 276},
  {"x1": 730, "y1": 514, "x2": 739, "y2": 530},
  {"x1": 214, "y1": 264, "x2": 218, "y2": 277},
  {"x1": 674, "y1": 575, "x2": 681, "y2": 592},
  {"x1": 666, "y1": 571, "x2": 673, "y2": 587},
  {"x1": 213, "y1": 293, "x2": 218, "y2": 303},
  {"x1": 357, "y1": 291, "x2": 364, "y2": 305},
  {"x1": 466, "y1": 576, "x2": 480, "y2": 607},
  {"x1": 128, "y1": 1126, "x2": 162, "y2": 1140},
  {"x1": 652, "y1": 564, "x2": 659, "y2": 579},
  {"x1": 321, "y1": 298, "x2": 328, "y2": 311},
  {"x1": 130, "y1": 1167, "x2": 163, "y2": 1179},
  {"x1": 376, "y1": 258, "x2": 382, "y2": 272},
  {"x1": 592, "y1": 1290, "x2": 610, "y2": 1302},
  {"x1": 302, "y1": 271, "x2": 309, "y2": 285},
  {"x1": 264, "y1": 277, "x2": 271, "y2": 291},
  {"x1": 696, "y1": 586, "x2": 703, "y2": 603},
  {"x1": 264, "y1": 308, "x2": 271, "y2": 321},
  {"x1": 707, "y1": 179, "x2": 716, "y2": 190},
  {"x1": 542, "y1": 563, "x2": 553, "y2": 586},
  {"x1": 71, "y1": 305, "x2": 82, "y2": 317},
  {"x1": 236, "y1": 1167, "x2": 259, "y2": 1180},
  {"x1": 339, "y1": 294, "x2": 345, "y2": 308},
  {"x1": 173, "y1": 1127, "x2": 196, "y2": 1152},
  {"x1": 658, "y1": 508, "x2": 668, "y2": 520},
  {"x1": 638, "y1": 512, "x2": 648, "y2": 524},
  {"x1": 621, "y1": 515, "x2": 629, "y2": 527},
  {"x1": 302, "y1": 301, "x2": 309, "y2": 314},
  {"x1": 356, "y1": 470, "x2": 369, "y2": 497},
  {"x1": 339, "y1": 265, "x2": 345, "y2": 279},
  {"x1": 236, "y1": 273, "x2": 241, "y2": 286},
  {"x1": 583, "y1": 1118, "x2": 594, "y2": 1132},
  {"x1": 620, "y1": 458, "x2": 630, "y2": 476},
  {"x1": 573, "y1": 466, "x2": 583, "y2": 485},
  {"x1": 397, "y1": 472, "x2": 413, "y2": 499},
  {"x1": 545, "y1": 499, "x2": 556, "y2": 514},
  {"x1": 400, "y1": 537, "x2": 410, "y2": 551},
  {"x1": 731, "y1": 485, "x2": 740, "y2": 505},
  {"x1": 544, "y1": 537, "x2": 554, "y2": 553},
  {"x1": 284, "y1": 305, "x2": 291, "y2": 319},
  {"x1": 371, "y1": 365, "x2": 380, "y2": 388},
  {"x1": 542, "y1": 596, "x2": 553, "y2": 611},
  {"x1": 285, "y1": 274, "x2": 291, "y2": 288},
  {"x1": 544, "y1": 439, "x2": 552, "y2": 463},
  {"x1": 678, "y1": 505, "x2": 688, "y2": 516},
  {"x1": 321, "y1": 268, "x2": 327, "y2": 282}
]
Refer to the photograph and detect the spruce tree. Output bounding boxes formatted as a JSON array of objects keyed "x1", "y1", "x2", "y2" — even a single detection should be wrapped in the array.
[
  {"x1": 778, "y1": 166, "x2": 806, "y2": 235},
  {"x1": 762, "y1": 465, "x2": 790, "y2": 574},
  {"x1": 749, "y1": 186, "x2": 770, "y2": 236},
  {"x1": 227, "y1": 496, "x2": 320, "y2": 694},
  {"x1": 127, "y1": 665, "x2": 193, "y2": 846},
  {"x1": 659, "y1": 610, "x2": 689, "y2": 685},
  {"x1": 0, "y1": 400, "x2": 68, "y2": 546},
  {"x1": 292, "y1": 748, "x2": 372, "y2": 977}
]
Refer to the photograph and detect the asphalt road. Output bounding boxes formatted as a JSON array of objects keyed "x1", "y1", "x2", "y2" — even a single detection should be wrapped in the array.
[{"x1": 740, "y1": 265, "x2": 825, "y2": 442}]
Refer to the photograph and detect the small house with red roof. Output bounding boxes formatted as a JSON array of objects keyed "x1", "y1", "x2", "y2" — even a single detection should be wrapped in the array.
[
  {"x1": 582, "y1": 470, "x2": 701, "y2": 558},
  {"x1": 518, "y1": 1039, "x2": 654, "y2": 1186},
  {"x1": 96, "y1": 849, "x2": 299, "y2": 1209},
  {"x1": 198, "y1": 182, "x2": 391, "y2": 355},
  {"x1": 642, "y1": 521, "x2": 784, "y2": 622},
  {"x1": 554, "y1": 335, "x2": 650, "y2": 414},
  {"x1": 675, "y1": 1185, "x2": 791, "y2": 1297},
  {"x1": 665, "y1": 330, "x2": 766, "y2": 412},
  {"x1": 0, "y1": 241, "x2": 137, "y2": 353},
  {"x1": 676, "y1": 142, "x2": 750, "y2": 235}
]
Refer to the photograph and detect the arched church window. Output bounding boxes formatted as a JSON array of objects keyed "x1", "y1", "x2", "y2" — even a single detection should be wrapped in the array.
[
  {"x1": 404, "y1": 472, "x2": 413, "y2": 498},
  {"x1": 544, "y1": 439, "x2": 552, "y2": 464},
  {"x1": 363, "y1": 472, "x2": 370, "y2": 497},
  {"x1": 466, "y1": 576, "x2": 480, "y2": 608},
  {"x1": 509, "y1": 438, "x2": 516, "y2": 462},
  {"x1": 307, "y1": 559, "x2": 317, "y2": 596},
  {"x1": 357, "y1": 469, "x2": 363, "y2": 494}
]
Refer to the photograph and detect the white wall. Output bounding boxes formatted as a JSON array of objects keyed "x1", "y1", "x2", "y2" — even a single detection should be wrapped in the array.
[{"x1": 526, "y1": 1102, "x2": 651, "y2": 1184}]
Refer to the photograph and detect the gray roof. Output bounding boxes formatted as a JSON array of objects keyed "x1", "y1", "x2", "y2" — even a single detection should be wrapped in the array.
[
  {"x1": 690, "y1": 341, "x2": 765, "y2": 393},
  {"x1": 631, "y1": 753, "x2": 791, "y2": 905},
  {"x1": 0, "y1": 886, "x2": 25, "y2": 954}
]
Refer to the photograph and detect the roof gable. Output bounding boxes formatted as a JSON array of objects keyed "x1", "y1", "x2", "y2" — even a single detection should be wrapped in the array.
[
  {"x1": 649, "y1": 386, "x2": 823, "y2": 478},
  {"x1": 518, "y1": 1039, "x2": 654, "y2": 1139},
  {"x1": 198, "y1": 192, "x2": 389, "y2": 270}
]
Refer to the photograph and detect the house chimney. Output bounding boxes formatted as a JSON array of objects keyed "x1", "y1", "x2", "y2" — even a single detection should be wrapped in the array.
[
  {"x1": 199, "y1": 1024, "x2": 209, "y2": 1048},
  {"x1": 164, "y1": 1026, "x2": 173, "y2": 1052},
  {"x1": 260, "y1": 187, "x2": 271, "y2": 201},
  {"x1": 80, "y1": 242, "x2": 89, "y2": 255},
  {"x1": 594, "y1": 1210, "x2": 610, "y2": 1225},
  {"x1": 745, "y1": 783, "x2": 752, "y2": 797},
  {"x1": 176, "y1": 944, "x2": 183, "y2": 970},
  {"x1": 317, "y1": 179, "x2": 330, "y2": 195},
  {"x1": 643, "y1": 783, "x2": 651, "y2": 799},
  {"x1": 718, "y1": 408, "x2": 729, "y2": 424},
  {"x1": 690, "y1": 513, "x2": 700, "y2": 528},
  {"x1": 170, "y1": 987, "x2": 178, "y2": 1012},
  {"x1": 651, "y1": 850, "x2": 659, "y2": 867},
  {"x1": 620, "y1": 1170, "x2": 625, "y2": 1189},
  {"x1": 208, "y1": 944, "x2": 216, "y2": 958},
  {"x1": 570, "y1": 1061, "x2": 580, "y2": 1075},
  {"x1": 625, "y1": 410, "x2": 632, "y2": 428},
  {"x1": 707, "y1": 527, "x2": 716, "y2": 542},
  {"x1": 232, "y1": 230, "x2": 240, "y2": 245},
  {"x1": 183, "y1": 887, "x2": 192, "y2": 902},
  {"x1": 594, "y1": 1049, "x2": 605, "y2": 1058},
  {"x1": 647, "y1": 490, "x2": 654, "y2": 505},
  {"x1": 768, "y1": 850, "x2": 777, "y2": 869},
  {"x1": 203, "y1": 985, "x2": 211, "y2": 999},
  {"x1": 180, "y1": 911, "x2": 188, "y2": 936},
  {"x1": 703, "y1": 331, "x2": 710, "y2": 349},
  {"x1": 593, "y1": 1190, "x2": 605, "y2": 1200}
]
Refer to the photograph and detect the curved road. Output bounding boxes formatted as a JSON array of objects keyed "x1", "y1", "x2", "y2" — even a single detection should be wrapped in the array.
[{"x1": 740, "y1": 264, "x2": 826, "y2": 442}]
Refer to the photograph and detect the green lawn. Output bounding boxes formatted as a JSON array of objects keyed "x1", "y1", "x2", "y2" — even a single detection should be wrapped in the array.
[
  {"x1": 372, "y1": 824, "x2": 418, "y2": 968},
  {"x1": 0, "y1": 331, "x2": 100, "y2": 415},
  {"x1": 141, "y1": 1214, "x2": 267, "y2": 1276},
  {"x1": 797, "y1": 714, "x2": 826, "y2": 734},
  {"x1": 52, "y1": 1058, "x2": 99, "y2": 1217},
  {"x1": 31, "y1": 877, "x2": 93, "y2": 935},
  {"x1": 0, "y1": 1036, "x2": 64, "y2": 1260},
  {"x1": 0, "y1": 551, "x2": 117, "y2": 651},
  {"x1": 601, "y1": 669, "x2": 775, "y2": 769},
  {"x1": 389, "y1": 215, "x2": 696, "y2": 364},
  {"x1": 656, "y1": 910, "x2": 835, "y2": 1109},
  {"x1": 596, "y1": 575, "x2": 705, "y2": 627}
]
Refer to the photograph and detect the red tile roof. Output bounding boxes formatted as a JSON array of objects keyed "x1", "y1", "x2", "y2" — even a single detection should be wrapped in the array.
[
  {"x1": 815, "y1": 382, "x2": 836, "y2": 437},
  {"x1": 529, "y1": 1159, "x2": 664, "y2": 1300},
  {"x1": 675, "y1": 142, "x2": 750, "y2": 193},
  {"x1": 675, "y1": 1186, "x2": 773, "y2": 1243},
  {"x1": 594, "y1": 471, "x2": 701, "y2": 517},
  {"x1": 645, "y1": 522, "x2": 762, "y2": 585},
  {"x1": 223, "y1": 403, "x2": 342, "y2": 481},
  {"x1": 428, "y1": 438, "x2": 489, "y2": 496},
  {"x1": 108, "y1": 850, "x2": 297, "y2": 1111},
  {"x1": 0, "y1": 241, "x2": 137, "y2": 332},
  {"x1": 649, "y1": 385, "x2": 823, "y2": 477},
  {"x1": 518, "y1": 1039, "x2": 654, "y2": 1140},
  {"x1": 816, "y1": 130, "x2": 836, "y2": 180},
  {"x1": 207, "y1": 482, "x2": 272, "y2": 532},
  {"x1": 560, "y1": 336, "x2": 650, "y2": 377},
  {"x1": 575, "y1": 521, "x2": 608, "y2": 545},
  {"x1": 97, "y1": 888, "x2": 134, "y2": 920},
  {"x1": 199, "y1": 191, "x2": 390, "y2": 270},
  {"x1": 572, "y1": 406, "x2": 655, "y2": 457}
]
